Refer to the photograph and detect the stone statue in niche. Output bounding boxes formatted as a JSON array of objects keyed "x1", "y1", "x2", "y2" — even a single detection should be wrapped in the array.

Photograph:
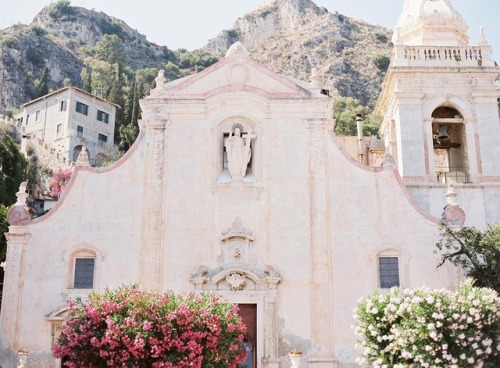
[{"x1": 225, "y1": 127, "x2": 255, "y2": 181}]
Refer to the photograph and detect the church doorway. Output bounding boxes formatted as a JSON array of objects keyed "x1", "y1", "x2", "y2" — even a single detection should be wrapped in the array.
[{"x1": 238, "y1": 303, "x2": 257, "y2": 368}]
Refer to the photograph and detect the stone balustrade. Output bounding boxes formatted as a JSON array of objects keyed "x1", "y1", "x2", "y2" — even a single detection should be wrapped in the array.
[{"x1": 393, "y1": 45, "x2": 495, "y2": 67}]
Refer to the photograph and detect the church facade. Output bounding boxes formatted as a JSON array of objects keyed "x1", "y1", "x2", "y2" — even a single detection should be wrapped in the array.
[{"x1": 1, "y1": 1, "x2": 499, "y2": 367}]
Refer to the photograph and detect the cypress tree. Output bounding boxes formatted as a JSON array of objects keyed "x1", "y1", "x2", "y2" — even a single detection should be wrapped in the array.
[{"x1": 34, "y1": 67, "x2": 49, "y2": 98}]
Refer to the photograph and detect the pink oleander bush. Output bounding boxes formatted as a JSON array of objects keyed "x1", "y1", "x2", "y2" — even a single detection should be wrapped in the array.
[
  {"x1": 354, "y1": 280, "x2": 500, "y2": 368},
  {"x1": 53, "y1": 285, "x2": 247, "y2": 367}
]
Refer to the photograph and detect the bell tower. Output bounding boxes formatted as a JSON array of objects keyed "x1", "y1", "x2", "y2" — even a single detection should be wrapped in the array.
[{"x1": 376, "y1": 0, "x2": 500, "y2": 223}]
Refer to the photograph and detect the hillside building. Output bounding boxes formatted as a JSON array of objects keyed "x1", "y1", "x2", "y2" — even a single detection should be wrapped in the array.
[
  {"x1": 0, "y1": 1, "x2": 499, "y2": 368},
  {"x1": 14, "y1": 86, "x2": 118, "y2": 166}
]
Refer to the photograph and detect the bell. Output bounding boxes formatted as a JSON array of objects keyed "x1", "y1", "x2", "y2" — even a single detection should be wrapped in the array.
[{"x1": 437, "y1": 125, "x2": 449, "y2": 141}]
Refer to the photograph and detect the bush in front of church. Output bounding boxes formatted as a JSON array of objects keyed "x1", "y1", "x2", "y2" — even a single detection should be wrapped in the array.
[
  {"x1": 353, "y1": 280, "x2": 500, "y2": 368},
  {"x1": 53, "y1": 285, "x2": 248, "y2": 367}
]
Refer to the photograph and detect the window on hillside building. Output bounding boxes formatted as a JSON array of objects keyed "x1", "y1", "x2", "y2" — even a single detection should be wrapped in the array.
[
  {"x1": 74, "y1": 258, "x2": 95, "y2": 289},
  {"x1": 35, "y1": 110, "x2": 41, "y2": 122},
  {"x1": 76, "y1": 101, "x2": 88, "y2": 116},
  {"x1": 56, "y1": 123, "x2": 62, "y2": 138},
  {"x1": 97, "y1": 110, "x2": 109, "y2": 124},
  {"x1": 76, "y1": 125, "x2": 83, "y2": 138},
  {"x1": 26, "y1": 114, "x2": 30, "y2": 125},
  {"x1": 98, "y1": 133, "x2": 108, "y2": 145},
  {"x1": 59, "y1": 100, "x2": 67, "y2": 112},
  {"x1": 379, "y1": 256, "x2": 400, "y2": 288}
]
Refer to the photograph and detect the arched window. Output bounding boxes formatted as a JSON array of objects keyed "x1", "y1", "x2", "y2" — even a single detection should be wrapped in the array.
[
  {"x1": 431, "y1": 106, "x2": 469, "y2": 183},
  {"x1": 70, "y1": 249, "x2": 96, "y2": 289}
]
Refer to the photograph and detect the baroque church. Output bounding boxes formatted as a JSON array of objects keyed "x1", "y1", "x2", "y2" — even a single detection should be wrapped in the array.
[{"x1": 1, "y1": 0, "x2": 499, "y2": 367}]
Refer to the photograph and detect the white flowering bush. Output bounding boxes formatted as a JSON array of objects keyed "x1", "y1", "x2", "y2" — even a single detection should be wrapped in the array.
[{"x1": 354, "y1": 280, "x2": 500, "y2": 367}]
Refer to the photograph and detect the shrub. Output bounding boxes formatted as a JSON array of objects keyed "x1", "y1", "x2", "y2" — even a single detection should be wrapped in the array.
[
  {"x1": 375, "y1": 32, "x2": 389, "y2": 44},
  {"x1": 27, "y1": 24, "x2": 47, "y2": 37},
  {"x1": 372, "y1": 54, "x2": 390, "y2": 72},
  {"x1": 49, "y1": 168, "x2": 72, "y2": 198},
  {"x1": 48, "y1": 0, "x2": 73, "y2": 18},
  {"x1": 436, "y1": 224, "x2": 500, "y2": 293},
  {"x1": 26, "y1": 47, "x2": 45, "y2": 66},
  {"x1": 354, "y1": 280, "x2": 500, "y2": 367},
  {"x1": 99, "y1": 17, "x2": 125, "y2": 39},
  {"x1": 53, "y1": 286, "x2": 247, "y2": 367},
  {"x1": 0, "y1": 36, "x2": 19, "y2": 49}
]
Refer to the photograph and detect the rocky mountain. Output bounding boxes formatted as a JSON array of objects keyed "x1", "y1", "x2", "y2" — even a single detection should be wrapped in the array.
[
  {"x1": 204, "y1": 0, "x2": 392, "y2": 106},
  {"x1": 0, "y1": 3, "x2": 175, "y2": 112},
  {"x1": 0, "y1": 0, "x2": 392, "y2": 113}
]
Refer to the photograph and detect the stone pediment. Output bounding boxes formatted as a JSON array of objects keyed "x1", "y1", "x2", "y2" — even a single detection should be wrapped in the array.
[{"x1": 156, "y1": 44, "x2": 313, "y2": 100}]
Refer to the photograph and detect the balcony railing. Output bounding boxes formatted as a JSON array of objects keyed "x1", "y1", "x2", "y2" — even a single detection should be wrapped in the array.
[
  {"x1": 393, "y1": 45, "x2": 494, "y2": 67},
  {"x1": 436, "y1": 168, "x2": 470, "y2": 184}
]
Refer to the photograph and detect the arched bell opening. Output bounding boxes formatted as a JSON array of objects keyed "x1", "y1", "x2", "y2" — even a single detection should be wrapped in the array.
[{"x1": 431, "y1": 106, "x2": 469, "y2": 183}]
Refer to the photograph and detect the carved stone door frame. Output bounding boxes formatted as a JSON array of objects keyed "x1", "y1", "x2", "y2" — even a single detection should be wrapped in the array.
[{"x1": 191, "y1": 269, "x2": 281, "y2": 368}]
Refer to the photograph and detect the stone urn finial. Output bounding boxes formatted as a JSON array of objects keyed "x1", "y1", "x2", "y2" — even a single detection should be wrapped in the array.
[
  {"x1": 7, "y1": 182, "x2": 31, "y2": 226},
  {"x1": 442, "y1": 184, "x2": 466, "y2": 227}
]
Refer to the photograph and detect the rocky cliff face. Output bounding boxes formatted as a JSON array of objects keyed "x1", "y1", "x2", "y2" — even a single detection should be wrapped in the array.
[
  {"x1": 204, "y1": 0, "x2": 392, "y2": 106},
  {"x1": 0, "y1": 0, "x2": 392, "y2": 112},
  {"x1": 0, "y1": 23, "x2": 83, "y2": 112},
  {"x1": 0, "y1": 5, "x2": 175, "y2": 112}
]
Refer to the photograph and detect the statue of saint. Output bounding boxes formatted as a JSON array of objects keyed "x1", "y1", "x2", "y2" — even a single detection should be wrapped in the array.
[{"x1": 225, "y1": 128, "x2": 255, "y2": 181}]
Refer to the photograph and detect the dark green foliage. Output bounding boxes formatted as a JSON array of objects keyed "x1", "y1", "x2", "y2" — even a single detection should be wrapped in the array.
[
  {"x1": 333, "y1": 96, "x2": 381, "y2": 136},
  {"x1": 374, "y1": 32, "x2": 388, "y2": 44},
  {"x1": 33, "y1": 67, "x2": 50, "y2": 98},
  {"x1": 66, "y1": 39, "x2": 78, "y2": 50},
  {"x1": 136, "y1": 68, "x2": 159, "y2": 90},
  {"x1": 81, "y1": 67, "x2": 92, "y2": 92},
  {"x1": 107, "y1": 66, "x2": 126, "y2": 144},
  {"x1": 48, "y1": 0, "x2": 73, "y2": 18},
  {"x1": 436, "y1": 224, "x2": 500, "y2": 293},
  {"x1": 118, "y1": 123, "x2": 138, "y2": 153},
  {"x1": 0, "y1": 36, "x2": 19, "y2": 50},
  {"x1": 372, "y1": 54, "x2": 390, "y2": 72},
  {"x1": 98, "y1": 17, "x2": 125, "y2": 39},
  {"x1": 120, "y1": 71, "x2": 146, "y2": 152},
  {"x1": 177, "y1": 50, "x2": 219, "y2": 71},
  {"x1": 164, "y1": 61, "x2": 179, "y2": 79},
  {"x1": 26, "y1": 47, "x2": 45, "y2": 66},
  {"x1": 94, "y1": 34, "x2": 125, "y2": 65},
  {"x1": 27, "y1": 24, "x2": 48, "y2": 37},
  {"x1": 0, "y1": 127, "x2": 28, "y2": 206},
  {"x1": 0, "y1": 204, "x2": 8, "y2": 261}
]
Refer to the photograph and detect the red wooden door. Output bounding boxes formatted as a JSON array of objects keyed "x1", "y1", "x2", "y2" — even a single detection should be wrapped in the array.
[{"x1": 238, "y1": 304, "x2": 257, "y2": 368}]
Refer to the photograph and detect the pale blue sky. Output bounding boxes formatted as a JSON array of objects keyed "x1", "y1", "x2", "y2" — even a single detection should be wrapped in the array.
[{"x1": 0, "y1": 0, "x2": 498, "y2": 61}]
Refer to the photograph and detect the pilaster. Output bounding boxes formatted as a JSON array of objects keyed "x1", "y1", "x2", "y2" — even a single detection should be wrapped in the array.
[
  {"x1": 0, "y1": 227, "x2": 31, "y2": 351},
  {"x1": 306, "y1": 121, "x2": 337, "y2": 367},
  {"x1": 139, "y1": 118, "x2": 167, "y2": 290}
]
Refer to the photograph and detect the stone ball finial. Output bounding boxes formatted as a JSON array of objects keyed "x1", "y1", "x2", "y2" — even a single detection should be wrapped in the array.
[{"x1": 225, "y1": 42, "x2": 250, "y2": 58}]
